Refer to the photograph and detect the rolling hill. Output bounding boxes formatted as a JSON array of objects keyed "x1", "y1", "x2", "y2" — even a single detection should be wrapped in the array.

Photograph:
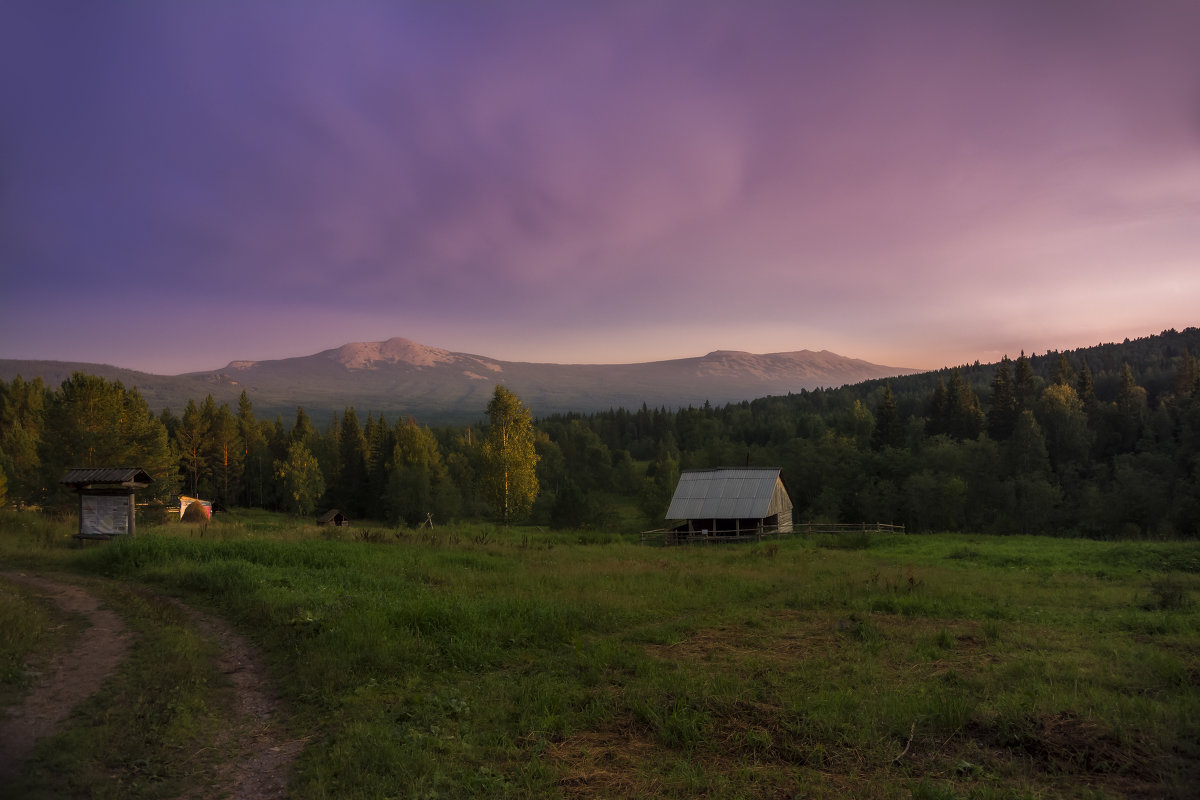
[{"x1": 0, "y1": 337, "x2": 919, "y2": 423}]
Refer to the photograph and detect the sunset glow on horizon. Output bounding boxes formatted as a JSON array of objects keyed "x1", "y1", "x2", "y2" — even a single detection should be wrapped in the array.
[{"x1": 1, "y1": 1, "x2": 1197, "y2": 376}]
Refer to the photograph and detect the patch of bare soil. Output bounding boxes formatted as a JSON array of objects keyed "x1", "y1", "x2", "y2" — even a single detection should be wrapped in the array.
[
  {"x1": 542, "y1": 711, "x2": 840, "y2": 800},
  {"x1": 166, "y1": 599, "x2": 306, "y2": 800},
  {"x1": 0, "y1": 572, "x2": 132, "y2": 780},
  {"x1": 540, "y1": 715, "x2": 665, "y2": 799}
]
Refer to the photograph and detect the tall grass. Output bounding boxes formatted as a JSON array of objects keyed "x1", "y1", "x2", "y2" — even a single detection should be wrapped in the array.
[
  {"x1": 2, "y1": 509, "x2": 1198, "y2": 798},
  {"x1": 0, "y1": 580, "x2": 77, "y2": 706}
]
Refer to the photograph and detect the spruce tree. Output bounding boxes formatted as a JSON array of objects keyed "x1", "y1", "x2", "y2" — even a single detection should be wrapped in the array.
[
  {"x1": 1053, "y1": 354, "x2": 1077, "y2": 387},
  {"x1": 236, "y1": 391, "x2": 268, "y2": 507},
  {"x1": 928, "y1": 376, "x2": 950, "y2": 436},
  {"x1": 364, "y1": 413, "x2": 393, "y2": 514},
  {"x1": 988, "y1": 356, "x2": 1018, "y2": 441},
  {"x1": 290, "y1": 407, "x2": 315, "y2": 448},
  {"x1": 871, "y1": 383, "x2": 902, "y2": 451},
  {"x1": 336, "y1": 407, "x2": 368, "y2": 516},
  {"x1": 1005, "y1": 411, "x2": 1058, "y2": 534},
  {"x1": 1076, "y1": 358, "x2": 1096, "y2": 408},
  {"x1": 39, "y1": 373, "x2": 178, "y2": 506},
  {"x1": 1112, "y1": 363, "x2": 1147, "y2": 451},
  {"x1": 1172, "y1": 352, "x2": 1199, "y2": 399},
  {"x1": 1014, "y1": 351, "x2": 1037, "y2": 411},
  {"x1": 207, "y1": 401, "x2": 243, "y2": 504},
  {"x1": 946, "y1": 369, "x2": 984, "y2": 440},
  {"x1": 176, "y1": 398, "x2": 210, "y2": 496}
]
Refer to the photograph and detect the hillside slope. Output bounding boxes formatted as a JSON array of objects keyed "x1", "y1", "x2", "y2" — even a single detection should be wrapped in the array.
[{"x1": 0, "y1": 337, "x2": 918, "y2": 422}]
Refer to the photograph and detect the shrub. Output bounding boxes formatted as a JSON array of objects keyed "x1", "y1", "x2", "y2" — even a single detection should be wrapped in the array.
[{"x1": 1144, "y1": 576, "x2": 1192, "y2": 611}]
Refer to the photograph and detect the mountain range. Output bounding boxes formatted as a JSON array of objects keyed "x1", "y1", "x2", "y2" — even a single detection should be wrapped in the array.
[{"x1": 0, "y1": 337, "x2": 919, "y2": 423}]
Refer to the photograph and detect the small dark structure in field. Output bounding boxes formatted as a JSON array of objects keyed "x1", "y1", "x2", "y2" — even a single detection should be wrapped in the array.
[
  {"x1": 59, "y1": 467, "x2": 154, "y2": 540},
  {"x1": 318, "y1": 509, "x2": 348, "y2": 527},
  {"x1": 666, "y1": 467, "x2": 793, "y2": 540}
]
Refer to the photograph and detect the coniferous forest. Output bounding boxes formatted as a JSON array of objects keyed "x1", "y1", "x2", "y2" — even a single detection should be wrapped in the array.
[{"x1": 2, "y1": 328, "x2": 1198, "y2": 538}]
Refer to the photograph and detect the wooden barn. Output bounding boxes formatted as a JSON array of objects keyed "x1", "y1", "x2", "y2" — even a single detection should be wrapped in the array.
[
  {"x1": 666, "y1": 467, "x2": 793, "y2": 539},
  {"x1": 317, "y1": 509, "x2": 349, "y2": 527}
]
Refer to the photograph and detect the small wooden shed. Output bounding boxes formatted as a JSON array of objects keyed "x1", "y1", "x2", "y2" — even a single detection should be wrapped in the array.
[
  {"x1": 59, "y1": 467, "x2": 154, "y2": 539},
  {"x1": 666, "y1": 467, "x2": 793, "y2": 538},
  {"x1": 317, "y1": 509, "x2": 348, "y2": 527}
]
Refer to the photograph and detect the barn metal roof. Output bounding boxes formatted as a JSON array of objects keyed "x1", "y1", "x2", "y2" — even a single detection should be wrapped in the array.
[
  {"x1": 59, "y1": 468, "x2": 154, "y2": 488},
  {"x1": 665, "y1": 467, "x2": 789, "y2": 520}
]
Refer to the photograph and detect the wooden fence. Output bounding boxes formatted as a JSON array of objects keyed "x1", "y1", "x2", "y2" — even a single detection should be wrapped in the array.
[
  {"x1": 639, "y1": 521, "x2": 905, "y2": 546},
  {"x1": 793, "y1": 522, "x2": 906, "y2": 535}
]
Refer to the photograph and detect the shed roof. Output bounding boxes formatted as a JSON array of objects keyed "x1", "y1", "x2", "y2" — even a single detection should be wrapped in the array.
[
  {"x1": 59, "y1": 468, "x2": 154, "y2": 488},
  {"x1": 666, "y1": 467, "x2": 790, "y2": 520}
]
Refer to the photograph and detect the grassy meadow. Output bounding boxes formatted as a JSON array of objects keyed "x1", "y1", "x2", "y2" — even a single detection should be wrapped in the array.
[{"x1": 1, "y1": 510, "x2": 1198, "y2": 799}]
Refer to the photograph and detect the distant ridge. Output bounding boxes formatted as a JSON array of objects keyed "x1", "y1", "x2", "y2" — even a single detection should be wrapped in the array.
[{"x1": 0, "y1": 337, "x2": 918, "y2": 423}]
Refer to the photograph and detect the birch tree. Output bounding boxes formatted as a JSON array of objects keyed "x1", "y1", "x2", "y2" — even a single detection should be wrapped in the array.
[{"x1": 480, "y1": 386, "x2": 539, "y2": 525}]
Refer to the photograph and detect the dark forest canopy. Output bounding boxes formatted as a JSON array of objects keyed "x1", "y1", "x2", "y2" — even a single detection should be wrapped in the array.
[{"x1": 3, "y1": 328, "x2": 1198, "y2": 538}]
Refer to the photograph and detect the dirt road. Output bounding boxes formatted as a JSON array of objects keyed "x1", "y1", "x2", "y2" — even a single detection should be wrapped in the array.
[
  {"x1": 0, "y1": 572, "x2": 302, "y2": 799},
  {"x1": 0, "y1": 573, "x2": 132, "y2": 778}
]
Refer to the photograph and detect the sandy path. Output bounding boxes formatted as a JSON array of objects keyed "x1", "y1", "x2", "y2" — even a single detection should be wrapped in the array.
[
  {"x1": 0, "y1": 572, "x2": 132, "y2": 779},
  {"x1": 0, "y1": 573, "x2": 303, "y2": 799}
]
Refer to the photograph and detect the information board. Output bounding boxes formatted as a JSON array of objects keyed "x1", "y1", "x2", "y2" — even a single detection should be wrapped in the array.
[{"x1": 80, "y1": 493, "x2": 130, "y2": 535}]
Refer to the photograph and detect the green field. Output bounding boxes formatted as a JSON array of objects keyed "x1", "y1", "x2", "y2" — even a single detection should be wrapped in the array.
[{"x1": 2, "y1": 511, "x2": 1198, "y2": 799}]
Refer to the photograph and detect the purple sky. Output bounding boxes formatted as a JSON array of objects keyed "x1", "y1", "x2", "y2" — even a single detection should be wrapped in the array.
[{"x1": 2, "y1": 1, "x2": 1198, "y2": 375}]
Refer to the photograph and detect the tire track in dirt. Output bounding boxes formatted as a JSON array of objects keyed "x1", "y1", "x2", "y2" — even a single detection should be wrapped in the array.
[
  {"x1": 166, "y1": 599, "x2": 306, "y2": 800},
  {"x1": 0, "y1": 572, "x2": 132, "y2": 780},
  {"x1": 0, "y1": 573, "x2": 304, "y2": 799}
]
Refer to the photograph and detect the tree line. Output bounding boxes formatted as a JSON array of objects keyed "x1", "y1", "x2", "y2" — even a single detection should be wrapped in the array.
[
  {"x1": 2, "y1": 328, "x2": 1198, "y2": 537},
  {"x1": 0, "y1": 377, "x2": 539, "y2": 528},
  {"x1": 540, "y1": 328, "x2": 1199, "y2": 537}
]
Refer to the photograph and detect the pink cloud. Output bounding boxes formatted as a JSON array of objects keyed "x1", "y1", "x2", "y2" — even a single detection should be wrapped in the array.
[{"x1": 1, "y1": 1, "x2": 1197, "y2": 374}]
